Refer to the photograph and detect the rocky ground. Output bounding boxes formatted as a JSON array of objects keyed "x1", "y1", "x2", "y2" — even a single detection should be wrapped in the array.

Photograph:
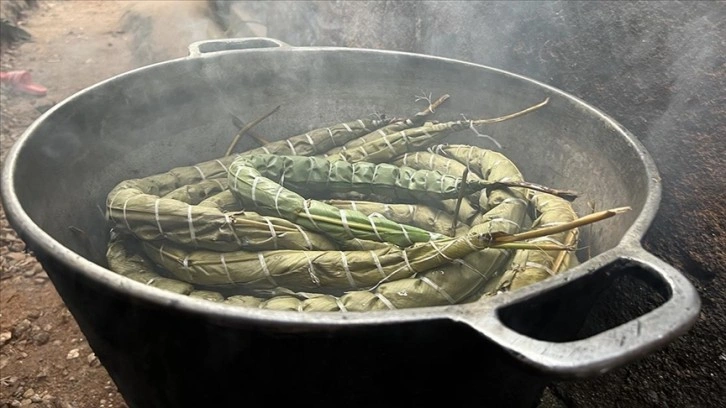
[
  {"x1": 1, "y1": 3, "x2": 133, "y2": 406},
  {"x1": 0, "y1": 2, "x2": 223, "y2": 407}
]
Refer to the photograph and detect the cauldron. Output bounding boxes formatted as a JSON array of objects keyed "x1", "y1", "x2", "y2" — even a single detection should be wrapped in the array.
[{"x1": 0, "y1": 38, "x2": 700, "y2": 407}]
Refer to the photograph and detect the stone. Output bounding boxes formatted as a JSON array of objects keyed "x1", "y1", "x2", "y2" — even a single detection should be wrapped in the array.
[
  {"x1": 32, "y1": 263, "x2": 44, "y2": 275},
  {"x1": 25, "y1": 310, "x2": 40, "y2": 320},
  {"x1": 12, "y1": 319, "x2": 31, "y2": 338},
  {"x1": 35, "y1": 365, "x2": 49, "y2": 379},
  {"x1": 0, "y1": 331, "x2": 11, "y2": 346},
  {"x1": 87, "y1": 352, "x2": 100, "y2": 367},
  {"x1": 32, "y1": 331, "x2": 50, "y2": 346}
]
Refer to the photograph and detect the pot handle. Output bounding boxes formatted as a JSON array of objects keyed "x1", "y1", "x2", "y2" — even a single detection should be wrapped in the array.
[
  {"x1": 462, "y1": 247, "x2": 700, "y2": 377},
  {"x1": 188, "y1": 37, "x2": 290, "y2": 57}
]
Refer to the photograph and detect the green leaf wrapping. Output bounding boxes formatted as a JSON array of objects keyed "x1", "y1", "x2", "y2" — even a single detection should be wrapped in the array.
[
  {"x1": 105, "y1": 104, "x2": 581, "y2": 312},
  {"x1": 227, "y1": 155, "x2": 478, "y2": 246}
]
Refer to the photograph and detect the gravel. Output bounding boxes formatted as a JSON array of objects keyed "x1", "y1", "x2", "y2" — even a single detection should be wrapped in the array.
[{"x1": 65, "y1": 349, "x2": 79, "y2": 360}]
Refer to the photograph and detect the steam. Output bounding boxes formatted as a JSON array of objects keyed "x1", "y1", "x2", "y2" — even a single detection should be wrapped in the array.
[
  {"x1": 120, "y1": 0, "x2": 226, "y2": 65},
  {"x1": 646, "y1": 9, "x2": 724, "y2": 150},
  {"x1": 105, "y1": 1, "x2": 723, "y2": 171}
]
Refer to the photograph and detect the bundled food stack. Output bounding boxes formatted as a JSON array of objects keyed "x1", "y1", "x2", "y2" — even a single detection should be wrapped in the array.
[{"x1": 105, "y1": 94, "x2": 626, "y2": 312}]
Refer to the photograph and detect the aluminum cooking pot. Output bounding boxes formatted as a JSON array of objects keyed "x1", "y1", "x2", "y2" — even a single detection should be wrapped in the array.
[{"x1": 0, "y1": 38, "x2": 700, "y2": 408}]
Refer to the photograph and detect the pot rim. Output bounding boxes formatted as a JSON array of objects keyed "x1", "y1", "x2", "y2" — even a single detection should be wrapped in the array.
[{"x1": 0, "y1": 45, "x2": 662, "y2": 327}]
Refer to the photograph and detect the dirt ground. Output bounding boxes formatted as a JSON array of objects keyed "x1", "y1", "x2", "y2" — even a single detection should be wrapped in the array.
[{"x1": 0, "y1": 2, "x2": 216, "y2": 407}]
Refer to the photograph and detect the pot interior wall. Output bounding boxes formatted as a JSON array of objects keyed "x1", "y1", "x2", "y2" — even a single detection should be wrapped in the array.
[{"x1": 13, "y1": 48, "x2": 647, "y2": 268}]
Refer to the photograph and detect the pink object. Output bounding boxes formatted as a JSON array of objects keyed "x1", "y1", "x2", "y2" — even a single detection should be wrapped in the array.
[{"x1": 0, "y1": 70, "x2": 47, "y2": 96}]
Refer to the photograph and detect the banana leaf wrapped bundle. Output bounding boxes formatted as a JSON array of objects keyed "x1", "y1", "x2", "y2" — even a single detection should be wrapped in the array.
[{"x1": 105, "y1": 96, "x2": 627, "y2": 312}]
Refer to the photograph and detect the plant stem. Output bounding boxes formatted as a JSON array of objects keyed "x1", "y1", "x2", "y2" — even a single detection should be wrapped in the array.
[
  {"x1": 470, "y1": 97, "x2": 549, "y2": 125},
  {"x1": 474, "y1": 179, "x2": 578, "y2": 201},
  {"x1": 490, "y1": 242, "x2": 575, "y2": 251},
  {"x1": 412, "y1": 94, "x2": 450, "y2": 123},
  {"x1": 230, "y1": 114, "x2": 270, "y2": 146},
  {"x1": 226, "y1": 105, "x2": 280, "y2": 156},
  {"x1": 552, "y1": 229, "x2": 577, "y2": 272},
  {"x1": 492, "y1": 206, "x2": 631, "y2": 244}
]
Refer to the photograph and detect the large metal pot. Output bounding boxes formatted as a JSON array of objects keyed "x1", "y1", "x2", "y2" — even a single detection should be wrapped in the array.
[{"x1": 0, "y1": 38, "x2": 700, "y2": 407}]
